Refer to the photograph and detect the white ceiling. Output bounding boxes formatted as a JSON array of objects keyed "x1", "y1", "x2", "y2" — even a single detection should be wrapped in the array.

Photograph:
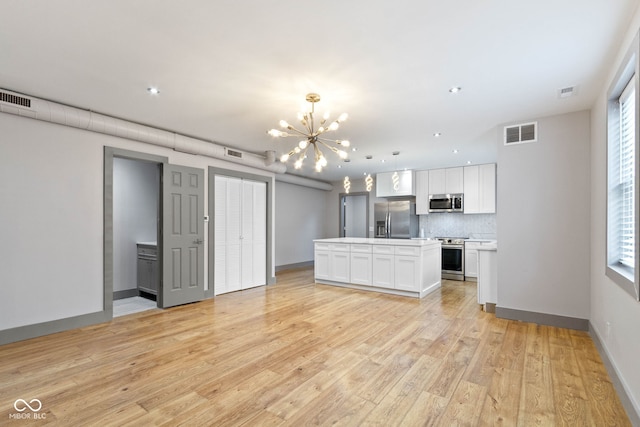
[{"x1": 1, "y1": 1, "x2": 637, "y2": 182}]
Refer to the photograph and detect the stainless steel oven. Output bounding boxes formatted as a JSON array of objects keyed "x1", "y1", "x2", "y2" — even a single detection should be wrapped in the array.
[{"x1": 437, "y1": 238, "x2": 465, "y2": 281}]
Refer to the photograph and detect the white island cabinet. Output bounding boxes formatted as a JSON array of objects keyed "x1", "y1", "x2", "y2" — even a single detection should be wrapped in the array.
[{"x1": 314, "y1": 238, "x2": 441, "y2": 298}]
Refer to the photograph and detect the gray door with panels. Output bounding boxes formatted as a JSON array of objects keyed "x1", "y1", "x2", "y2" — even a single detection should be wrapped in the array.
[{"x1": 161, "y1": 164, "x2": 205, "y2": 308}]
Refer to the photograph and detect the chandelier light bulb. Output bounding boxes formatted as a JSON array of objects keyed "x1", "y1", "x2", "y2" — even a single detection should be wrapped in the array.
[
  {"x1": 279, "y1": 120, "x2": 289, "y2": 128},
  {"x1": 323, "y1": 111, "x2": 330, "y2": 120},
  {"x1": 328, "y1": 122, "x2": 340, "y2": 131},
  {"x1": 340, "y1": 140, "x2": 350, "y2": 147},
  {"x1": 315, "y1": 162, "x2": 323, "y2": 172},
  {"x1": 294, "y1": 147, "x2": 301, "y2": 153},
  {"x1": 338, "y1": 113, "x2": 348, "y2": 122},
  {"x1": 297, "y1": 112, "x2": 304, "y2": 121},
  {"x1": 294, "y1": 160, "x2": 303, "y2": 169},
  {"x1": 267, "y1": 129, "x2": 280, "y2": 137},
  {"x1": 298, "y1": 140, "x2": 308, "y2": 149},
  {"x1": 338, "y1": 150, "x2": 347, "y2": 159},
  {"x1": 280, "y1": 154, "x2": 290, "y2": 162}
]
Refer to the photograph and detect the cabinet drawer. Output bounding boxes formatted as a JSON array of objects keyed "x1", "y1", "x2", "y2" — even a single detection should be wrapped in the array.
[
  {"x1": 372, "y1": 245, "x2": 394, "y2": 255},
  {"x1": 394, "y1": 246, "x2": 420, "y2": 256},
  {"x1": 330, "y1": 243, "x2": 351, "y2": 252},
  {"x1": 137, "y1": 246, "x2": 157, "y2": 257},
  {"x1": 315, "y1": 243, "x2": 331, "y2": 251},
  {"x1": 351, "y1": 244, "x2": 372, "y2": 253}
]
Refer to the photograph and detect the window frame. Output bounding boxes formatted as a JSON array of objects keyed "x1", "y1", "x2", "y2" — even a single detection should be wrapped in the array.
[{"x1": 606, "y1": 31, "x2": 640, "y2": 301}]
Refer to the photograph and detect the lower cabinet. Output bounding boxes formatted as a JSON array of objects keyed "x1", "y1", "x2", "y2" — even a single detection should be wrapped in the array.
[
  {"x1": 315, "y1": 242, "x2": 434, "y2": 296},
  {"x1": 350, "y1": 245, "x2": 372, "y2": 285},
  {"x1": 394, "y1": 256, "x2": 421, "y2": 292},
  {"x1": 372, "y1": 246, "x2": 395, "y2": 288},
  {"x1": 464, "y1": 243, "x2": 481, "y2": 279},
  {"x1": 137, "y1": 244, "x2": 158, "y2": 295}
]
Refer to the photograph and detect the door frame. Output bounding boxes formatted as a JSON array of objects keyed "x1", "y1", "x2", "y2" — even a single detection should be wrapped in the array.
[
  {"x1": 338, "y1": 192, "x2": 370, "y2": 238},
  {"x1": 208, "y1": 166, "x2": 275, "y2": 297},
  {"x1": 104, "y1": 147, "x2": 167, "y2": 318}
]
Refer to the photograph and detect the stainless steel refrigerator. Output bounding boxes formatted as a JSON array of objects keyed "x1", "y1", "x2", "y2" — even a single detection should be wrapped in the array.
[{"x1": 374, "y1": 200, "x2": 419, "y2": 239}]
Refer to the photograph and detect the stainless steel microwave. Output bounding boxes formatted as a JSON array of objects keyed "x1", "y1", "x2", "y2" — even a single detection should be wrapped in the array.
[{"x1": 429, "y1": 194, "x2": 463, "y2": 212}]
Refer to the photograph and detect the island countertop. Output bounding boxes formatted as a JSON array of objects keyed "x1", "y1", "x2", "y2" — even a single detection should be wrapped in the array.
[{"x1": 313, "y1": 237, "x2": 441, "y2": 247}]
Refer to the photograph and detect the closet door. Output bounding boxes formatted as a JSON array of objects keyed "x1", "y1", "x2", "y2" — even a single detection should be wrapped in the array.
[
  {"x1": 214, "y1": 176, "x2": 242, "y2": 295},
  {"x1": 214, "y1": 176, "x2": 267, "y2": 295},
  {"x1": 241, "y1": 180, "x2": 266, "y2": 289}
]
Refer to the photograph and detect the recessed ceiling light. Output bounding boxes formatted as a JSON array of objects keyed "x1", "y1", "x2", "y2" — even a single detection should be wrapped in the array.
[
  {"x1": 352, "y1": 147, "x2": 357, "y2": 152},
  {"x1": 147, "y1": 87, "x2": 160, "y2": 95},
  {"x1": 466, "y1": 160, "x2": 472, "y2": 164},
  {"x1": 449, "y1": 87, "x2": 462, "y2": 93},
  {"x1": 381, "y1": 159, "x2": 386, "y2": 163},
  {"x1": 337, "y1": 165, "x2": 342, "y2": 168},
  {"x1": 433, "y1": 132, "x2": 442, "y2": 137},
  {"x1": 452, "y1": 149, "x2": 459, "y2": 154}
]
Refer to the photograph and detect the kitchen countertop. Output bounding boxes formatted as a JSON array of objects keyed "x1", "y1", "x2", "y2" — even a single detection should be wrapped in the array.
[{"x1": 314, "y1": 237, "x2": 440, "y2": 247}]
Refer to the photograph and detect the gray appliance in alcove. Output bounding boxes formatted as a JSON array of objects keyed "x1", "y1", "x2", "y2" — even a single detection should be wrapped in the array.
[{"x1": 374, "y1": 200, "x2": 419, "y2": 239}]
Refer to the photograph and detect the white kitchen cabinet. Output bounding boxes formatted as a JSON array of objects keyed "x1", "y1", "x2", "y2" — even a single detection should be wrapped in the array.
[
  {"x1": 376, "y1": 170, "x2": 415, "y2": 197},
  {"x1": 372, "y1": 246, "x2": 395, "y2": 288},
  {"x1": 445, "y1": 167, "x2": 464, "y2": 193},
  {"x1": 394, "y1": 256, "x2": 421, "y2": 292},
  {"x1": 464, "y1": 243, "x2": 480, "y2": 279},
  {"x1": 428, "y1": 167, "x2": 463, "y2": 195},
  {"x1": 463, "y1": 164, "x2": 496, "y2": 214},
  {"x1": 415, "y1": 170, "x2": 430, "y2": 215},
  {"x1": 314, "y1": 239, "x2": 442, "y2": 298},
  {"x1": 350, "y1": 246, "x2": 372, "y2": 286},
  {"x1": 331, "y1": 251, "x2": 351, "y2": 283},
  {"x1": 314, "y1": 244, "x2": 331, "y2": 281}
]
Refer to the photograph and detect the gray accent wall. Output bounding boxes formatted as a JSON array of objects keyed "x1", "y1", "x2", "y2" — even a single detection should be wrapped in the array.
[
  {"x1": 496, "y1": 110, "x2": 591, "y2": 321},
  {"x1": 275, "y1": 180, "x2": 328, "y2": 267},
  {"x1": 113, "y1": 157, "x2": 159, "y2": 292}
]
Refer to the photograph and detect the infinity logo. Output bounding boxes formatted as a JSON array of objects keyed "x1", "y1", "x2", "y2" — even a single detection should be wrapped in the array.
[{"x1": 13, "y1": 399, "x2": 42, "y2": 412}]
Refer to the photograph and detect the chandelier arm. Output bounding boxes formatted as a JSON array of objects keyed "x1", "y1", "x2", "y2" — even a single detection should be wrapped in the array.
[{"x1": 283, "y1": 126, "x2": 309, "y2": 138}]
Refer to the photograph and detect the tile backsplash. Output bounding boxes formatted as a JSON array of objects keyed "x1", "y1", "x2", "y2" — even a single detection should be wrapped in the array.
[{"x1": 418, "y1": 213, "x2": 496, "y2": 239}]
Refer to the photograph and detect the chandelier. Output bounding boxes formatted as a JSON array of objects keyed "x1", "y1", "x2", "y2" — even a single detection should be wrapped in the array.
[{"x1": 267, "y1": 93, "x2": 350, "y2": 172}]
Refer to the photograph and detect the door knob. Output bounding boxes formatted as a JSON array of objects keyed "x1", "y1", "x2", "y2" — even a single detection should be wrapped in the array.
[{"x1": 194, "y1": 238, "x2": 203, "y2": 244}]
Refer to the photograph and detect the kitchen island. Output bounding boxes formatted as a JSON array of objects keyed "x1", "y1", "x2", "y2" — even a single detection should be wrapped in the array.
[{"x1": 314, "y1": 237, "x2": 441, "y2": 298}]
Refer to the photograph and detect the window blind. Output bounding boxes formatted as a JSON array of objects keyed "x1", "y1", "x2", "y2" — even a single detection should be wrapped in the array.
[{"x1": 619, "y1": 80, "x2": 635, "y2": 267}]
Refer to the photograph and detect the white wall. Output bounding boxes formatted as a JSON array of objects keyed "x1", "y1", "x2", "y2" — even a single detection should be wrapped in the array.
[
  {"x1": 0, "y1": 112, "x2": 275, "y2": 332},
  {"x1": 113, "y1": 158, "x2": 159, "y2": 292},
  {"x1": 274, "y1": 181, "x2": 328, "y2": 267},
  {"x1": 590, "y1": 6, "x2": 640, "y2": 415},
  {"x1": 497, "y1": 110, "x2": 591, "y2": 320}
]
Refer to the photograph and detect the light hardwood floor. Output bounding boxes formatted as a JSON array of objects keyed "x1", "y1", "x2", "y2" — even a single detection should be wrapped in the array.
[{"x1": 0, "y1": 267, "x2": 630, "y2": 426}]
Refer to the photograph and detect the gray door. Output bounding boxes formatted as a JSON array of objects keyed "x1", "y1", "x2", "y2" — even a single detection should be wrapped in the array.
[{"x1": 161, "y1": 164, "x2": 205, "y2": 308}]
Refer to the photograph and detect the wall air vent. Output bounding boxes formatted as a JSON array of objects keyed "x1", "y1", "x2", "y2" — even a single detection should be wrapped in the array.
[
  {"x1": 0, "y1": 90, "x2": 32, "y2": 109},
  {"x1": 225, "y1": 148, "x2": 244, "y2": 159},
  {"x1": 504, "y1": 122, "x2": 537, "y2": 146}
]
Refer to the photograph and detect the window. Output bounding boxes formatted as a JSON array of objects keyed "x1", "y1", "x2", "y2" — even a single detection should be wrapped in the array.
[{"x1": 606, "y1": 32, "x2": 640, "y2": 300}]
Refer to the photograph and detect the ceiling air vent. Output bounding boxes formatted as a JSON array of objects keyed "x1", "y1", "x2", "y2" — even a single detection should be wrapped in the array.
[
  {"x1": 0, "y1": 90, "x2": 32, "y2": 108},
  {"x1": 225, "y1": 148, "x2": 244, "y2": 159},
  {"x1": 558, "y1": 85, "x2": 578, "y2": 99},
  {"x1": 504, "y1": 122, "x2": 537, "y2": 146}
]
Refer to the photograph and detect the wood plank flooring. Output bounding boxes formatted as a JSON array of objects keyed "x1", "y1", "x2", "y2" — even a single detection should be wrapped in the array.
[{"x1": 0, "y1": 267, "x2": 630, "y2": 426}]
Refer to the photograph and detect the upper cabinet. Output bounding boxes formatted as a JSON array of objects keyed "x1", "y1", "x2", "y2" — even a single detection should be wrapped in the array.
[
  {"x1": 463, "y1": 163, "x2": 496, "y2": 214},
  {"x1": 415, "y1": 170, "x2": 429, "y2": 215},
  {"x1": 376, "y1": 170, "x2": 415, "y2": 197},
  {"x1": 428, "y1": 167, "x2": 463, "y2": 195}
]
